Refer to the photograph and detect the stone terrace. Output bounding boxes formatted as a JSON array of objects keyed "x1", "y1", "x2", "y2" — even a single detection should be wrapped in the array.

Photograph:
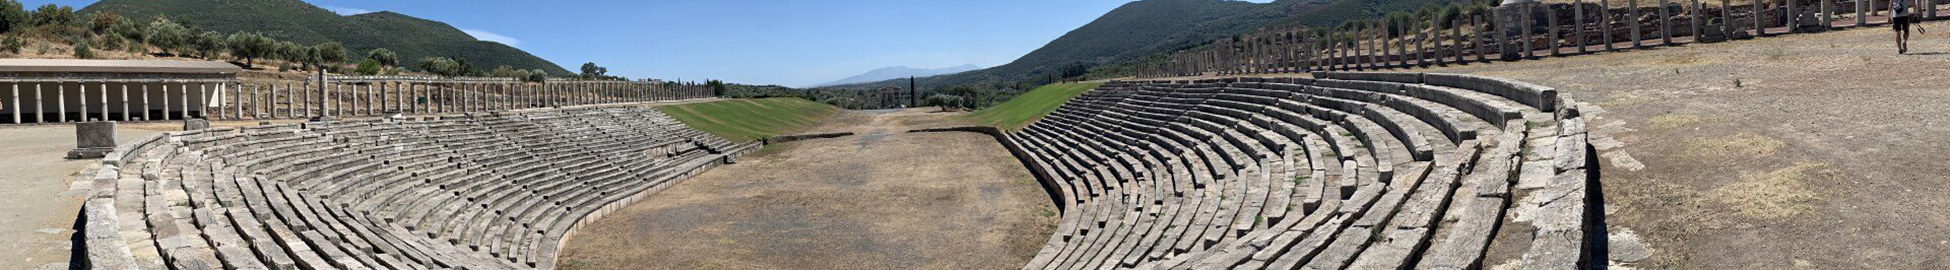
[
  {"x1": 75, "y1": 106, "x2": 756, "y2": 269},
  {"x1": 1006, "y1": 72, "x2": 1601, "y2": 269}
]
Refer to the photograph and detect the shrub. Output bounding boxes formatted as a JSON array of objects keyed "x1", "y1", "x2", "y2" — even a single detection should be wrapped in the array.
[
  {"x1": 101, "y1": 35, "x2": 123, "y2": 51},
  {"x1": 366, "y1": 48, "x2": 397, "y2": 67},
  {"x1": 72, "y1": 41, "x2": 92, "y2": 59},
  {"x1": 1, "y1": 35, "x2": 20, "y2": 54},
  {"x1": 145, "y1": 18, "x2": 188, "y2": 55},
  {"x1": 29, "y1": 4, "x2": 74, "y2": 27},
  {"x1": 0, "y1": 0, "x2": 25, "y2": 34},
  {"x1": 354, "y1": 59, "x2": 382, "y2": 75}
]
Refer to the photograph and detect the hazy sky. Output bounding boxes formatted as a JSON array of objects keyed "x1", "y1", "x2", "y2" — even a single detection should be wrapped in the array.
[{"x1": 24, "y1": 0, "x2": 1269, "y2": 87}]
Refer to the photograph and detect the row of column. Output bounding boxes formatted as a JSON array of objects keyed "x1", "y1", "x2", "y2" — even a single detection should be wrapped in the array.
[
  {"x1": 4, "y1": 81, "x2": 216, "y2": 124},
  {"x1": 1136, "y1": 0, "x2": 1946, "y2": 77},
  {"x1": 4, "y1": 80, "x2": 714, "y2": 124}
]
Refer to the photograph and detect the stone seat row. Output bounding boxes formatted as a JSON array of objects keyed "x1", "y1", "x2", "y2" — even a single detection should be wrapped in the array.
[
  {"x1": 80, "y1": 106, "x2": 758, "y2": 270},
  {"x1": 1008, "y1": 72, "x2": 1599, "y2": 270}
]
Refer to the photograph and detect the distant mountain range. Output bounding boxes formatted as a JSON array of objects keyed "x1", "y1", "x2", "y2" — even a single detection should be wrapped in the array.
[
  {"x1": 834, "y1": 0, "x2": 1460, "y2": 91},
  {"x1": 81, "y1": 0, "x2": 572, "y2": 75},
  {"x1": 814, "y1": 64, "x2": 983, "y2": 87}
]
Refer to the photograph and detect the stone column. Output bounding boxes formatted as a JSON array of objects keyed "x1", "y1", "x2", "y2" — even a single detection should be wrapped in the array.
[
  {"x1": 99, "y1": 82, "x2": 110, "y2": 121},
  {"x1": 140, "y1": 84, "x2": 150, "y2": 121},
  {"x1": 1631, "y1": 0, "x2": 1643, "y2": 47},
  {"x1": 1603, "y1": 0, "x2": 1617, "y2": 50},
  {"x1": 1692, "y1": 0, "x2": 1706, "y2": 40},
  {"x1": 1787, "y1": 0, "x2": 1798, "y2": 32},
  {"x1": 1661, "y1": 0, "x2": 1675, "y2": 44},
  {"x1": 58, "y1": 83, "x2": 67, "y2": 122},
  {"x1": 1452, "y1": 18, "x2": 1464, "y2": 61},
  {"x1": 8, "y1": 84, "x2": 16, "y2": 124},
  {"x1": 1522, "y1": 6, "x2": 1535, "y2": 59},
  {"x1": 35, "y1": 84, "x2": 43, "y2": 123},
  {"x1": 1822, "y1": 0, "x2": 1833, "y2": 28},
  {"x1": 198, "y1": 83, "x2": 208, "y2": 119},
  {"x1": 1577, "y1": 0, "x2": 1589, "y2": 53},
  {"x1": 1548, "y1": 8, "x2": 1561, "y2": 56}
]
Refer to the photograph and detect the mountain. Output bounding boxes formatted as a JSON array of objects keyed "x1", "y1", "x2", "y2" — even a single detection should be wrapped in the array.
[
  {"x1": 814, "y1": 64, "x2": 983, "y2": 87},
  {"x1": 80, "y1": 0, "x2": 571, "y2": 75},
  {"x1": 835, "y1": 0, "x2": 1460, "y2": 92}
]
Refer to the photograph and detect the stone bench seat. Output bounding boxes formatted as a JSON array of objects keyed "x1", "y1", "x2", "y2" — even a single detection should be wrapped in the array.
[
  {"x1": 1015, "y1": 75, "x2": 1596, "y2": 269},
  {"x1": 79, "y1": 106, "x2": 750, "y2": 270}
]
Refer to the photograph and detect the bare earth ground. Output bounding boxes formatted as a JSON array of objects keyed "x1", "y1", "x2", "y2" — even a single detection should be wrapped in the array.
[
  {"x1": 1407, "y1": 21, "x2": 1950, "y2": 269},
  {"x1": 0, "y1": 122, "x2": 192, "y2": 270},
  {"x1": 557, "y1": 108, "x2": 1059, "y2": 270}
]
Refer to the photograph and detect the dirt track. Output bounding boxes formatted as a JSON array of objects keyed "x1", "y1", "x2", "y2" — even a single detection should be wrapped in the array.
[
  {"x1": 557, "y1": 109, "x2": 1058, "y2": 270},
  {"x1": 1412, "y1": 21, "x2": 1950, "y2": 269}
]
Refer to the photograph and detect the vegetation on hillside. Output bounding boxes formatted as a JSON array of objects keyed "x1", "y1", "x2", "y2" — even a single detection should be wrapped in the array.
[
  {"x1": 964, "y1": 82, "x2": 1103, "y2": 131},
  {"x1": 655, "y1": 98, "x2": 841, "y2": 142},
  {"x1": 814, "y1": 0, "x2": 1486, "y2": 112},
  {"x1": 80, "y1": 0, "x2": 571, "y2": 75}
]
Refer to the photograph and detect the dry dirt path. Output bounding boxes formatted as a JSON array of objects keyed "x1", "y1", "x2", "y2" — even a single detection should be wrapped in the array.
[
  {"x1": 1407, "y1": 21, "x2": 1950, "y2": 269},
  {"x1": 558, "y1": 108, "x2": 1058, "y2": 270},
  {"x1": 0, "y1": 122, "x2": 198, "y2": 270}
]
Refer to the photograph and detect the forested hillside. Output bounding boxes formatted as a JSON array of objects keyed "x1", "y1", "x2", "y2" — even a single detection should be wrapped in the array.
[{"x1": 81, "y1": 0, "x2": 571, "y2": 75}]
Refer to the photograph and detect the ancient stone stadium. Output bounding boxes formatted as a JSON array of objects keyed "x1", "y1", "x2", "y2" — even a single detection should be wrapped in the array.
[{"x1": 5, "y1": 0, "x2": 1950, "y2": 269}]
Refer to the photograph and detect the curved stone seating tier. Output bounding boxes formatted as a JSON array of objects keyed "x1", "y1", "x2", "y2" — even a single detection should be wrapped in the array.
[
  {"x1": 79, "y1": 106, "x2": 756, "y2": 270},
  {"x1": 1011, "y1": 72, "x2": 1601, "y2": 269}
]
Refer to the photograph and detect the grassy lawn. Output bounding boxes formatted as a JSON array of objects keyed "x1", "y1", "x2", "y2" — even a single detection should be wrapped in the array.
[
  {"x1": 964, "y1": 82, "x2": 1103, "y2": 131},
  {"x1": 655, "y1": 98, "x2": 840, "y2": 142}
]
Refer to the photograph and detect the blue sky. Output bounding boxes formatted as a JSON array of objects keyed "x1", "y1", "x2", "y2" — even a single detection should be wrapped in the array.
[{"x1": 26, "y1": 0, "x2": 1268, "y2": 87}]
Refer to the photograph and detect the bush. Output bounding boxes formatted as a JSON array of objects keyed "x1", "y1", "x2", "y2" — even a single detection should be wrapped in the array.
[
  {"x1": 354, "y1": 59, "x2": 382, "y2": 75},
  {"x1": 922, "y1": 94, "x2": 965, "y2": 110},
  {"x1": 0, "y1": 0, "x2": 26, "y2": 34},
  {"x1": 73, "y1": 41, "x2": 92, "y2": 59},
  {"x1": 1, "y1": 35, "x2": 20, "y2": 54},
  {"x1": 145, "y1": 18, "x2": 188, "y2": 55},
  {"x1": 29, "y1": 4, "x2": 73, "y2": 27},
  {"x1": 103, "y1": 35, "x2": 125, "y2": 51}
]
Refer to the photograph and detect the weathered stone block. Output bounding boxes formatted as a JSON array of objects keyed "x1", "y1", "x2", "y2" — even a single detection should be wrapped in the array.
[
  {"x1": 69, "y1": 121, "x2": 117, "y2": 159},
  {"x1": 182, "y1": 119, "x2": 209, "y2": 130}
]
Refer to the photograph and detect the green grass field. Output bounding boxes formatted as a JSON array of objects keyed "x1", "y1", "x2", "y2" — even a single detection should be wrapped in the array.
[
  {"x1": 964, "y1": 82, "x2": 1104, "y2": 131},
  {"x1": 656, "y1": 98, "x2": 841, "y2": 142}
]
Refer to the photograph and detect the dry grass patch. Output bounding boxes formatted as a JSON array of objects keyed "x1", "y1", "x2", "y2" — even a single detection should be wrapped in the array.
[
  {"x1": 1684, "y1": 132, "x2": 1786, "y2": 158},
  {"x1": 1646, "y1": 114, "x2": 1704, "y2": 130},
  {"x1": 1708, "y1": 161, "x2": 1829, "y2": 219}
]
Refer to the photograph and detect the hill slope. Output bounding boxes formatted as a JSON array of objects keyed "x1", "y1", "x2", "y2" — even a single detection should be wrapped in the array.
[
  {"x1": 832, "y1": 0, "x2": 1303, "y2": 90},
  {"x1": 81, "y1": 0, "x2": 571, "y2": 75},
  {"x1": 815, "y1": 64, "x2": 983, "y2": 87},
  {"x1": 835, "y1": 0, "x2": 1464, "y2": 92}
]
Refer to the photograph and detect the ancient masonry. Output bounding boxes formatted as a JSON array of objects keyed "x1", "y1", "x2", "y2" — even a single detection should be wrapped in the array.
[
  {"x1": 1133, "y1": 0, "x2": 1947, "y2": 77},
  {"x1": 1005, "y1": 72, "x2": 1600, "y2": 269},
  {"x1": 3, "y1": 75, "x2": 714, "y2": 125},
  {"x1": 75, "y1": 106, "x2": 759, "y2": 269}
]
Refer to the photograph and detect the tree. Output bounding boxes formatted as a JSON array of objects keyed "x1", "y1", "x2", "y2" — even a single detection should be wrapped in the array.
[
  {"x1": 192, "y1": 30, "x2": 224, "y2": 59},
  {"x1": 273, "y1": 41, "x2": 303, "y2": 64},
  {"x1": 416, "y1": 57, "x2": 463, "y2": 77},
  {"x1": 489, "y1": 65, "x2": 516, "y2": 78},
  {"x1": 0, "y1": 0, "x2": 24, "y2": 34},
  {"x1": 523, "y1": 69, "x2": 547, "y2": 83},
  {"x1": 112, "y1": 17, "x2": 143, "y2": 42},
  {"x1": 365, "y1": 48, "x2": 397, "y2": 67},
  {"x1": 226, "y1": 32, "x2": 273, "y2": 67},
  {"x1": 145, "y1": 18, "x2": 188, "y2": 55},
  {"x1": 579, "y1": 62, "x2": 607, "y2": 79},
  {"x1": 72, "y1": 40, "x2": 91, "y2": 59},
  {"x1": 29, "y1": 4, "x2": 73, "y2": 27},
  {"x1": 87, "y1": 11, "x2": 117, "y2": 34},
  {"x1": 354, "y1": 59, "x2": 382, "y2": 75},
  {"x1": 311, "y1": 42, "x2": 346, "y2": 66}
]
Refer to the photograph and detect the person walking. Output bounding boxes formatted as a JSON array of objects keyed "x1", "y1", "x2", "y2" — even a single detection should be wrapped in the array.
[{"x1": 1893, "y1": 0, "x2": 1914, "y2": 54}]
